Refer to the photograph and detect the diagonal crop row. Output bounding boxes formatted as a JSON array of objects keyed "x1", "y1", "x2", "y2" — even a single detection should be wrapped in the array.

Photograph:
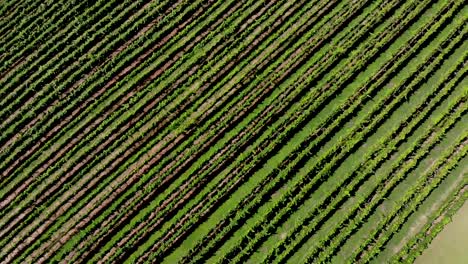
[
  {"x1": 301, "y1": 50, "x2": 468, "y2": 264},
  {"x1": 48, "y1": 1, "x2": 344, "y2": 262},
  {"x1": 353, "y1": 133, "x2": 468, "y2": 263},
  {"x1": 133, "y1": 0, "x2": 432, "y2": 260},
  {"x1": 0, "y1": 0, "x2": 252, "y2": 256},
  {"x1": 262, "y1": 9, "x2": 467, "y2": 264},
  {"x1": 98, "y1": 0, "x2": 388, "y2": 260},
  {"x1": 3, "y1": 0, "x2": 324, "y2": 262},
  {"x1": 304, "y1": 69, "x2": 468, "y2": 263},
  {"x1": 0, "y1": 0, "x2": 278, "y2": 253},
  {"x1": 0, "y1": 0, "x2": 203, "y2": 187},
  {"x1": 0, "y1": 0, "x2": 89, "y2": 69},
  {"x1": 0, "y1": 0, "x2": 154, "y2": 129},
  {"x1": 391, "y1": 182, "x2": 467, "y2": 263},
  {"x1": 175, "y1": 1, "x2": 438, "y2": 262},
  {"x1": 216, "y1": 5, "x2": 457, "y2": 264},
  {"x1": 0, "y1": 0, "x2": 44, "y2": 45},
  {"x1": 25, "y1": 0, "x2": 356, "y2": 262}
]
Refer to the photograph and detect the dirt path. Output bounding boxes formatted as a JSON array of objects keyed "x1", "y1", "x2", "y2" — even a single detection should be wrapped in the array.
[
  {"x1": 415, "y1": 189, "x2": 468, "y2": 264},
  {"x1": 393, "y1": 168, "x2": 467, "y2": 254}
]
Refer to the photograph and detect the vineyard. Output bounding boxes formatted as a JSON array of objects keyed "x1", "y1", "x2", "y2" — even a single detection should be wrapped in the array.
[{"x1": 0, "y1": 0, "x2": 467, "y2": 263}]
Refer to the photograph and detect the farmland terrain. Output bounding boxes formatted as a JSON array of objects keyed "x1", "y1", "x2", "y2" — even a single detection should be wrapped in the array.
[{"x1": 0, "y1": 0, "x2": 467, "y2": 263}]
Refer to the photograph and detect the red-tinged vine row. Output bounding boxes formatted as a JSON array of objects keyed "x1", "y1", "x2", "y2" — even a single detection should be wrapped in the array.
[
  {"x1": 0, "y1": 0, "x2": 256, "y2": 258},
  {"x1": 0, "y1": 0, "x2": 288, "y2": 258},
  {"x1": 0, "y1": 0, "x2": 178, "y2": 153},
  {"x1": 353, "y1": 134, "x2": 468, "y2": 263},
  {"x1": 0, "y1": 0, "x2": 189, "y2": 155},
  {"x1": 26, "y1": 0, "x2": 362, "y2": 262},
  {"x1": 0, "y1": 0, "x2": 251, "y2": 228},
  {"x1": 0, "y1": 0, "x2": 89, "y2": 73},
  {"x1": 0, "y1": 0, "x2": 208, "y2": 194},
  {"x1": 3, "y1": 0, "x2": 318, "y2": 260},
  {"x1": 98, "y1": 0, "x2": 384, "y2": 260},
  {"x1": 55, "y1": 1, "x2": 322, "y2": 262},
  {"x1": 0, "y1": 0, "x2": 46, "y2": 48}
]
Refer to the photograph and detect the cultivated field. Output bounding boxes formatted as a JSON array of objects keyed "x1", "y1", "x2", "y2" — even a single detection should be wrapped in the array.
[{"x1": 0, "y1": 0, "x2": 467, "y2": 263}]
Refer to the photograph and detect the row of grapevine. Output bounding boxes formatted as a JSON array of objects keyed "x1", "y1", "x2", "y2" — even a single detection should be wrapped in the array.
[
  {"x1": 262, "y1": 9, "x2": 466, "y2": 264},
  {"x1": 174, "y1": 0, "x2": 436, "y2": 262},
  {"x1": 0, "y1": 0, "x2": 466, "y2": 262}
]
